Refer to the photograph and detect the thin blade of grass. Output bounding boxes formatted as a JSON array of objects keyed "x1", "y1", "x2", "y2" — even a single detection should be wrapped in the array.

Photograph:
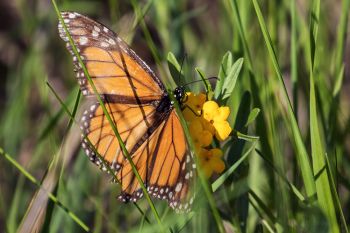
[
  {"x1": 0, "y1": 147, "x2": 89, "y2": 232},
  {"x1": 248, "y1": 189, "x2": 277, "y2": 231},
  {"x1": 290, "y1": 0, "x2": 298, "y2": 121},
  {"x1": 226, "y1": 0, "x2": 253, "y2": 71},
  {"x1": 245, "y1": 108, "x2": 260, "y2": 127},
  {"x1": 195, "y1": 67, "x2": 213, "y2": 98},
  {"x1": 212, "y1": 141, "x2": 256, "y2": 192},
  {"x1": 251, "y1": 0, "x2": 316, "y2": 198},
  {"x1": 334, "y1": 0, "x2": 350, "y2": 75},
  {"x1": 308, "y1": 1, "x2": 340, "y2": 232},
  {"x1": 167, "y1": 52, "x2": 185, "y2": 84}
]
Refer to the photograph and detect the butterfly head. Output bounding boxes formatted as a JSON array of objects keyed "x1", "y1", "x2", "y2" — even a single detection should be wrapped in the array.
[{"x1": 174, "y1": 86, "x2": 186, "y2": 104}]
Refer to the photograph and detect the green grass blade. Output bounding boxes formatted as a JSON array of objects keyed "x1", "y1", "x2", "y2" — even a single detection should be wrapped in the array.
[
  {"x1": 308, "y1": 1, "x2": 340, "y2": 232},
  {"x1": 290, "y1": 0, "x2": 298, "y2": 121},
  {"x1": 255, "y1": 149, "x2": 305, "y2": 202},
  {"x1": 226, "y1": 0, "x2": 253, "y2": 70},
  {"x1": 324, "y1": 153, "x2": 349, "y2": 233},
  {"x1": 195, "y1": 67, "x2": 213, "y2": 98},
  {"x1": 0, "y1": 147, "x2": 89, "y2": 232},
  {"x1": 334, "y1": 0, "x2": 350, "y2": 75},
  {"x1": 245, "y1": 108, "x2": 260, "y2": 127},
  {"x1": 6, "y1": 176, "x2": 25, "y2": 233},
  {"x1": 167, "y1": 52, "x2": 185, "y2": 85},
  {"x1": 251, "y1": 0, "x2": 316, "y2": 198},
  {"x1": 310, "y1": 72, "x2": 340, "y2": 233},
  {"x1": 212, "y1": 141, "x2": 256, "y2": 192}
]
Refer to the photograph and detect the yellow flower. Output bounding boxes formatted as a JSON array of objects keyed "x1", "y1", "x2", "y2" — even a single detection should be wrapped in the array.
[
  {"x1": 189, "y1": 119, "x2": 213, "y2": 149},
  {"x1": 182, "y1": 92, "x2": 206, "y2": 121},
  {"x1": 199, "y1": 148, "x2": 225, "y2": 178},
  {"x1": 202, "y1": 101, "x2": 232, "y2": 141}
]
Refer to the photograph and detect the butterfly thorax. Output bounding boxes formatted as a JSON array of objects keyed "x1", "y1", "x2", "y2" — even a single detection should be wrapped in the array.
[{"x1": 156, "y1": 87, "x2": 185, "y2": 114}]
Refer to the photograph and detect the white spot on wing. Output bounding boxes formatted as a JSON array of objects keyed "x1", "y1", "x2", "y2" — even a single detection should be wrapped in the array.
[
  {"x1": 92, "y1": 30, "x2": 99, "y2": 37},
  {"x1": 101, "y1": 42, "x2": 109, "y2": 47},
  {"x1": 90, "y1": 105, "x2": 96, "y2": 111},
  {"x1": 94, "y1": 26, "x2": 101, "y2": 32},
  {"x1": 108, "y1": 38, "x2": 116, "y2": 45},
  {"x1": 79, "y1": 36, "x2": 88, "y2": 45},
  {"x1": 68, "y1": 13, "x2": 76, "y2": 19},
  {"x1": 175, "y1": 182, "x2": 182, "y2": 192}
]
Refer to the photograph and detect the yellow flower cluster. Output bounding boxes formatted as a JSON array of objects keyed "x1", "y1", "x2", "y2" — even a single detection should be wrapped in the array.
[{"x1": 182, "y1": 92, "x2": 232, "y2": 178}]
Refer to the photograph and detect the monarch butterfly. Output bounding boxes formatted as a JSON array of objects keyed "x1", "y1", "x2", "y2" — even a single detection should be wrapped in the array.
[{"x1": 58, "y1": 12, "x2": 195, "y2": 212}]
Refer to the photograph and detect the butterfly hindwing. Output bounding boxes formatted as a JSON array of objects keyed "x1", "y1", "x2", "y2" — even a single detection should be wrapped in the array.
[
  {"x1": 80, "y1": 100, "x2": 161, "y2": 172},
  {"x1": 117, "y1": 110, "x2": 195, "y2": 212},
  {"x1": 147, "y1": 111, "x2": 195, "y2": 211}
]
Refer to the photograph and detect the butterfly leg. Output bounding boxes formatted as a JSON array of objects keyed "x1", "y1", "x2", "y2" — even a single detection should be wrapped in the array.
[{"x1": 181, "y1": 104, "x2": 202, "y2": 117}]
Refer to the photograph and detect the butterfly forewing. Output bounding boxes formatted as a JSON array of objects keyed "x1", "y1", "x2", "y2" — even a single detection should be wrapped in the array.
[
  {"x1": 58, "y1": 12, "x2": 164, "y2": 101},
  {"x1": 59, "y1": 11, "x2": 195, "y2": 212}
]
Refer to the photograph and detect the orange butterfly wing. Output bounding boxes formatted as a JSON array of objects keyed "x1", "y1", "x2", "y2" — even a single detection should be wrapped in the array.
[
  {"x1": 80, "y1": 101, "x2": 161, "y2": 173},
  {"x1": 117, "y1": 111, "x2": 195, "y2": 210},
  {"x1": 58, "y1": 12, "x2": 163, "y2": 101},
  {"x1": 58, "y1": 12, "x2": 195, "y2": 212}
]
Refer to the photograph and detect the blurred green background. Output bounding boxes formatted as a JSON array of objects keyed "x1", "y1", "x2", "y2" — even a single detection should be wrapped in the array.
[{"x1": 0, "y1": 0, "x2": 350, "y2": 232}]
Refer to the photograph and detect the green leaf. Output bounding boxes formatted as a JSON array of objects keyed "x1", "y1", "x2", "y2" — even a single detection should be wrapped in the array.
[
  {"x1": 221, "y1": 58, "x2": 243, "y2": 99},
  {"x1": 214, "y1": 51, "x2": 233, "y2": 99},
  {"x1": 245, "y1": 108, "x2": 260, "y2": 127},
  {"x1": 167, "y1": 52, "x2": 184, "y2": 85},
  {"x1": 195, "y1": 67, "x2": 213, "y2": 99}
]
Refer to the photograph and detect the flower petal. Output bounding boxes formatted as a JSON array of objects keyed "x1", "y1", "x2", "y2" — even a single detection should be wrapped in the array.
[
  {"x1": 183, "y1": 108, "x2": 198, "y2": 122},
  {"x1": 199, "y1": 130, "x2": 213, "y2": 147},
  {"x1": 210, "y1": 148, "x2": 223, "y2": 158},
  {"x1": 211, "y1": 157, "x2": 225, "y2": 174},
  {"x1": 201, "y1": 163, "x2": 214, "y2": 178},
  {"x1": 213, "y1": 120, "x2": 232, "y2": 141},
  {"x1": 189, "y1": 119, "x2": 203, "y2": 135},
  {"x1": 202, "y1": 101, "x2": 219, "y2": 121},
  {"x1": 200, "y1": 117, "x2": 216, "y2": 135},
  {"x1": 213, "y1": 106, "x2": 230, "y2": 121}
]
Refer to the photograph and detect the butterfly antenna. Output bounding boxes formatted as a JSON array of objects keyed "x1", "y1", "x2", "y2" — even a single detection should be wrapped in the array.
[{"x1": 182, "y1": 76, "x2": 219, "y2": 87}]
